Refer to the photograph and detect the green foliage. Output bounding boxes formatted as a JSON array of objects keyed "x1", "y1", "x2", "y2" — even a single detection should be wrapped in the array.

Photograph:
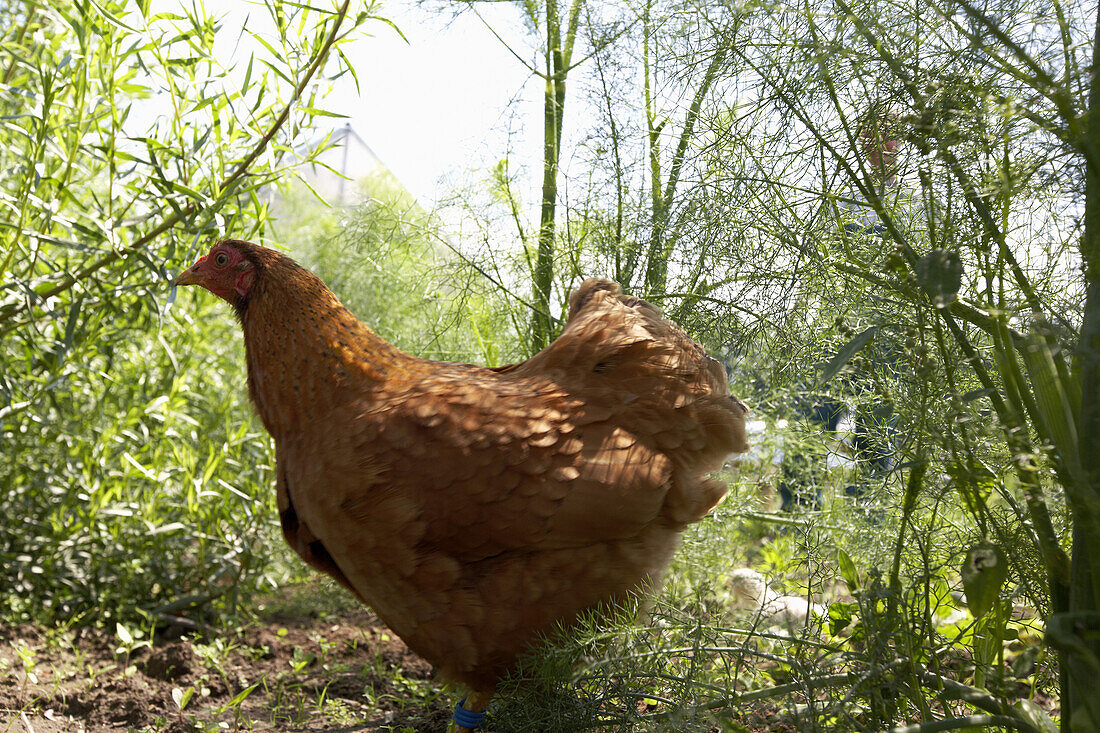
[
  {"x1": 818, "y1": 327, "x2": 878, "y2": 387},
  {"x1": 275, "y1": 172, "x2": 526, "y2": 365},
  {"x1": 0, "y1": 295, "x2": 285, "y2": 624},
  {"x1": 0, "y1": 0, "x2": 376, "y2": 625}
]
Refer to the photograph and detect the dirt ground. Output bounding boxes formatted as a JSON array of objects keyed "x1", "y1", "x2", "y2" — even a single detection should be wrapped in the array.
[{"x1": 0, "y1": 586, "x2": 452, "y2": 733}]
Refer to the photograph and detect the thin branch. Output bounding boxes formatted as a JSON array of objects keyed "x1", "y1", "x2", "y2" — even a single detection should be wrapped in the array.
[
  {"x1": 425, "y1": 229, "x2": 556, "y2": 324},
  {"x1": 887, "y1": 715, "x2": 1041, "y2": 733},
  {"x1": 466, "y1": 1, "x2": 541, "y2": 76},
  {"x1": 0, "y1": 0, "x2": 354, "y2": 333}
]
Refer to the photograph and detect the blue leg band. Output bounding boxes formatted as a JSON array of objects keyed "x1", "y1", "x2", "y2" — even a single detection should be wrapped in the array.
[{"x1": 453, "y1": 697, "x2": 488, "y2": 728}]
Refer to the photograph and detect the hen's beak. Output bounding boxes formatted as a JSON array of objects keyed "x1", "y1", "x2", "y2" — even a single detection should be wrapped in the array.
[{"x1": 174, "y1": 264, "x2": 204, "y2": 287}]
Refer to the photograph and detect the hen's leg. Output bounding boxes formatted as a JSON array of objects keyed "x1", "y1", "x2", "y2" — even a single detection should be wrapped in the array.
[{"x1": 450, "y1": 689, "x2": 492, "y2": 732}]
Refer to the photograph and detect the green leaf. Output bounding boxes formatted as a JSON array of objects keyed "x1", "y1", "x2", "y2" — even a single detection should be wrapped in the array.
[
  {"x1": 172, "y1": 685, "x2": 195, "y2": 712},
  {"x1": 116, "y1": 622, "x2": 134, "y2": 645},
  {"x1": 837, "y1": 549, "x2": 860, "y2": 591},
  {"x1": 362, "y1": 14, "x2": 409, "y2": 43},
  {"x1": 961, "y1": 542, "x2": 1008, "y2": 618},
  {"x1": 1014, "y1": 699, "x2": 1057, "y2": 733},
  {"x1": 226, "y1": 682, "x2": 259, "y2": 708},
  {"x1": 828, "y1": 601, "x2": 856, "y2": 636},
  {"x1": 295, "y1": 106, "x2": 349, "y2": 119},
  {"x1": 1011, "y1": 645, "x2": 1041, "y2": 679},
  {"x1": 167, "y1": 180, "x2": 206, "y2": 201},
  {"x1": 148, "y1": 522, "x2": 186, "y2": 535},
  {"x1": 915, "y1": 248, "x2": 963, "y2": 307},
  {"x1": 959, "y1": 387, "x2": 996, "y2": 402},
  {"x1": 818, "y1": 327, "x2": 877, "y2": 386},
  {"x1": 61, "y1": 295, "x2": 83, "y2": 360}
]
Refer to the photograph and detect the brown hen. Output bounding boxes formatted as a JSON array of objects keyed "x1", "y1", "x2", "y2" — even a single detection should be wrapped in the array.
[{"x1": 176, "y1": 239, "x2": 749, "y2": 729}]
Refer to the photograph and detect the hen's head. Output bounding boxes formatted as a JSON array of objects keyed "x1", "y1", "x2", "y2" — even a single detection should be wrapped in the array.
[{"x1": 175, "y1": 240, "x2": 258, "y2": 304}]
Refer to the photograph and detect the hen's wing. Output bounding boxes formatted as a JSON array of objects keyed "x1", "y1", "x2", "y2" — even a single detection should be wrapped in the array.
[
  {"x1": 281, "y1": 278, "x2": 747, "y2": 571},
  {"x1": 282, "y1": 375, "x2": 673, "y2": 568}
]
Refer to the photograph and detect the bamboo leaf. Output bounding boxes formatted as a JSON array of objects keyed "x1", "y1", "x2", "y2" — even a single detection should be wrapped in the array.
[
  {"x1": 295, "y1": 106, "x2": 348, "y2": 118},
  {"x1": 64, "y1": 294, "x2": 83, "y2": 341}
]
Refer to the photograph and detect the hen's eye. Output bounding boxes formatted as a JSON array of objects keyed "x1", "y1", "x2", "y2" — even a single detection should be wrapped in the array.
[{"x1": 214, "y1": 252, "x2": 229, "y2": 266}]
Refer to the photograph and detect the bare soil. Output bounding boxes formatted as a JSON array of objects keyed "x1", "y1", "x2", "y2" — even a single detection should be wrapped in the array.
[{"x1": 0, "y1": 585, "x2": 451, "y2": 732}]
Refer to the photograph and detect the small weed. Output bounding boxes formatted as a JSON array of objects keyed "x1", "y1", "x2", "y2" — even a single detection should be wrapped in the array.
[{"x1": 218, "y1": 681, "x2": 259, "y2": 730}]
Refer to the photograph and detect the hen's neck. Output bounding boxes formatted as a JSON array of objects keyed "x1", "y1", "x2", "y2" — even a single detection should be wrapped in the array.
[{"x1": 238, "y1": 268, "x2": 406, "y2": 439}]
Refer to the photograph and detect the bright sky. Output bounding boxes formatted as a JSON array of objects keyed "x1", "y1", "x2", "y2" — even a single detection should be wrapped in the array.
[{"x1": 332, "y1": 0, "x2": 541, "y2": 206}]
